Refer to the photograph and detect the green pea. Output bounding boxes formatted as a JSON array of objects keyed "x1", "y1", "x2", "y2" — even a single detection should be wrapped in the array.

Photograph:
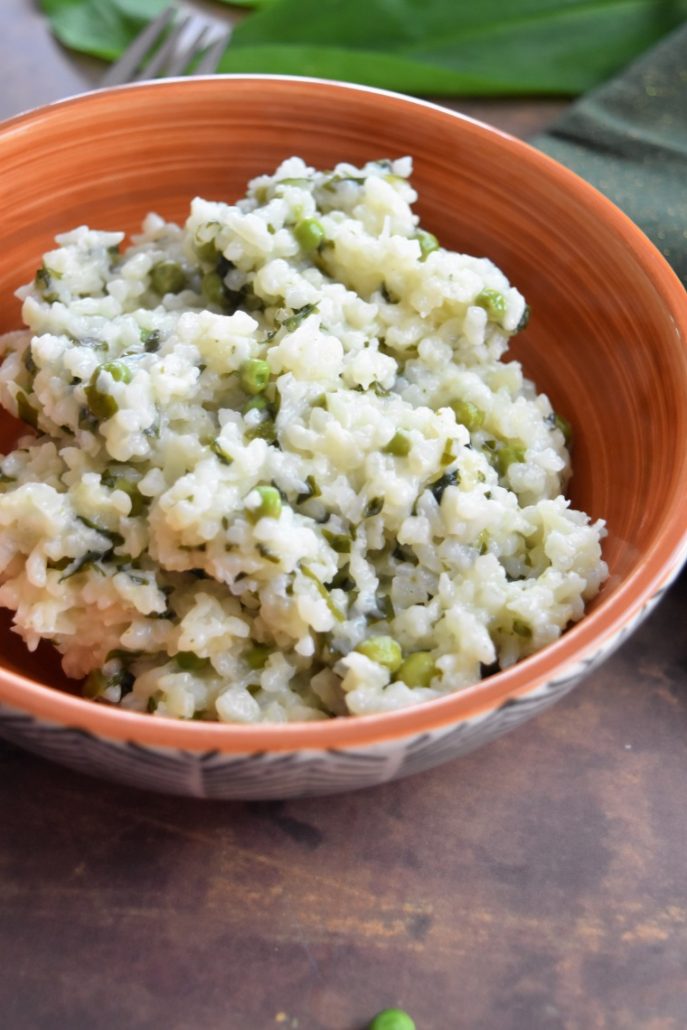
[
  {"x1": 450, "y1": 399, "x2": 485, "y2": 432},
  {"x1": 496, "y1": 442, "x2": 526, "y2": 476},
  {"x1": 245, "y1": 644, "x2": 272, "y2": 670},
  {"x1": 369, "y1": 1008, "x2": 416, "y2": 1030},
  {"x1": 475, "y1": 287, "x2": 507, "y2": 322},
  {"x1": 111, "y1": 477, "x2": 145, "y2": 516},
  {"x1": 247, "y1": 485, "x2": 282, "y2": 522},
  {"x1": 415, "y1": 228, "x2": 439, "y2": 260},
  {"x1": 85, "y1": 383, "x2": 117, "y2": 421},
  {"x1": 383, "y1": 431, "x2": 411, "y2": 457},
  {"x1": 240, "y1": 358, "x2": 271, "y2": 395},
  {"x1": 355, "y1": 636, "x2": 403, "y2": 673},
  {"x1": 84, "y1": 362, "x2": 132, "y2": 421},
  {"x1": 151, "y1": 261, "x2": 186, "y2": 295},
  {"x1": 194, "y1": 238, "x2": 219, "y2": 263},
  {"x1": 202, "y1": 270, "x2": 227, "y2": 307},
  {"x1": 512, "y1": 619, "x2": 532, "y2": 639},
  {"x1": 397, "y1": 651, "x2": 436, "y2": 688},
  {"x1": 100, "y1": 361, "x2": 133, "y2": 384},
  {"x1": 294, "y1": 218, "x2": 326, "y2": 251},
  {"x1": 247, "y1": 394, "x2": 271, "y2": 415},
  {"x1": 175, "y1": 651, "x2": 212, "y2": 672}
]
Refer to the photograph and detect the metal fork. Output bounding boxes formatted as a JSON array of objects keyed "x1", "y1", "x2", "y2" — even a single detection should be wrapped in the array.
[{"x1": 101, "y1": 5, "x2": 232, "y2": 87}]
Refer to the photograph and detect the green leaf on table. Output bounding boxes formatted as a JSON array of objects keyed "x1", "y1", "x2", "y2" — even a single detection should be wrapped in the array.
[
  {"x1": 40, "y1": 0, "x2": 687, "y2": 95},
  {"x1": 224, "y1": 0, "x2": 687, "y2": 95},
  {"x1": 40, "y1": 0, "x2": 169, "y2": 61}
]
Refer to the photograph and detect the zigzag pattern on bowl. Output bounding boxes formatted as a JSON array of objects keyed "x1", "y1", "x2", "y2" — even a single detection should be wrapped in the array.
[
  {"x1": 0, "y1": 670, "x2": 584, "y2": 799},
  {"x1": 0, "y1": 568, "x2": 677, "y2": 799}
]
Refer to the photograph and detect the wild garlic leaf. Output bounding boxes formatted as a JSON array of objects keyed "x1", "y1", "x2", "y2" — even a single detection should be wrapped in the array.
[
  {"x1": 224, "y1": 0, "x2": 687, "y2": 94},
  {"x1": 40, "y1": 0, "x2": 687, "y2": 95}
]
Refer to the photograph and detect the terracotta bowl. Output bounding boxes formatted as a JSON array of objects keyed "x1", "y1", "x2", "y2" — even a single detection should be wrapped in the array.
[{"x1": 0, "y1": 77, "x2": 686, "y2": 799}]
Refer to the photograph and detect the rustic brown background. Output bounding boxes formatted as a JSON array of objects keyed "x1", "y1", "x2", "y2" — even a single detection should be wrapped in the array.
[{"x1": 1, "y1": 3, "x2": 687, "y2": 1028}]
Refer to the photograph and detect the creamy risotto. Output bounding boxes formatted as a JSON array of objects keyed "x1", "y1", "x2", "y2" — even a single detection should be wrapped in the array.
[{"x1": 0, "y1": 157, "x2": 607, "y2": 722}]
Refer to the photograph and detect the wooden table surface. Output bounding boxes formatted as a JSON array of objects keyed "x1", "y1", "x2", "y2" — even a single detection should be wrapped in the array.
[{"x1": 2, "y1": 4, "x2": 687, "y2": 1029}]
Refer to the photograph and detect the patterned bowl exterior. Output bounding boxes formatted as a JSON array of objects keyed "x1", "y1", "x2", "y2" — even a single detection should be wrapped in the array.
[{"x1": 0, "y1": 77, "x2": 686, "y2": 799}]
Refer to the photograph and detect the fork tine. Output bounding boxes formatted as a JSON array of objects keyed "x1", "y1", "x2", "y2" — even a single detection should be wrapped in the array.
[
  {"x1": 100, "y1": 5, "x2": 177, "y2": 88},
  {"x1": 191, "y1": 27, "x2": 233, "y2": 76},
  {"x1": 161, "y1": 21, "x2": 214, "y2": 78},
  {"x1": 134, "y1": 12, "x2": 193, "y2": 81}
]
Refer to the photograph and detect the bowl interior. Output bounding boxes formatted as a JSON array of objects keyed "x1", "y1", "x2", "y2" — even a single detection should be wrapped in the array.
[{"x1": 0, "y1": 77, "x2": 686, "y2": 713}]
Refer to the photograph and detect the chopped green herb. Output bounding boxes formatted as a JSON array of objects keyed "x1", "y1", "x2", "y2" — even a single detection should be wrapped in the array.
[
  {"x1": 364, "y1": 497, "x2": 384, "y2": 518},
  {"x1": 245, "y1": 415, "x2": 277, "y2": 443},
  {"x1": 59, "y1": 549, "x2": 109, "y2": 582},
  {"x1": 516, "y1": 304, "x2": 531, "y2": 332},
  {"x1": 76, "y1": 516, "x2": 124, "y2": 547},
  {"x1": 450, "y1": 399, "x2": 485, "y2": 433},
  {"x1": 257, "y1": 543, "x2": 280, "y2": 563},
  {"x1": 34, "y1": 265, "x2": 59, "y2": 302},
  {"x1": 301, "y1": 565, "x2": 345, "y2": 622},
  {"x1": 496, "y1": 442, "x2": 526, "y2": 476},
  {"x1": 429, "y1": 468, "x2": 459, "y2": 503},
  {"x1": 208, "y1": 438, "x2": 232, "y2": 465},
  {"x1": 282, "y1": 303, "x2": 318, "y2": 332},
  {"x1": 276, "y1": 177, "x2": 313, "y2": 189},
  {"x1": 176, "y1": 651, "x2": 212, "y2": 672},
  {"x1": 245, "y1": 644, "x2": 272, "y2": 670},
  {"x1": 383, "y1": 430, "x2": 411, "y2": 457},
  {"x1": 141, "y1": 328, "x2": 161, "y2": 352},
  {"x1": 23, "y1": 348, "x2": 38, "y2": 376},
  {"x1": 415, "y1": 229, "x2": 439, "y2": 260},
  {"x1": 553, "y1": 411, "x2": 573, "y2": 447},
  {"x1": 296, "y1": 474, "x2": 320, "y2": 504},
  {"x1": 106, "y1": 648, "x2": 143, "y2": 662},
  {"x1": 322, "y1": 528, "x2": 352, "y2": 554},
  {"x1": 15, "y1": 391, "x2": 38, "y2": 429},
  {"x1": 330, "y1": 569, "x2": 355, "y2": 591},
  {"x1": 439, "y1": 439, "x2": 457, "y2": 466},
  {"x1": 47, "y1": 556, "x2": 72, "y2": 571},
  {"x1": 512, "y1": 619, "x2": 532, "y2": 639}
]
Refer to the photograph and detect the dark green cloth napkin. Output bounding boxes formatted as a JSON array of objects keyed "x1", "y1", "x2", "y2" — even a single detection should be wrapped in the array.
[{"x1": 534, "y1": 22, "x2": 687, "y2": 287}]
